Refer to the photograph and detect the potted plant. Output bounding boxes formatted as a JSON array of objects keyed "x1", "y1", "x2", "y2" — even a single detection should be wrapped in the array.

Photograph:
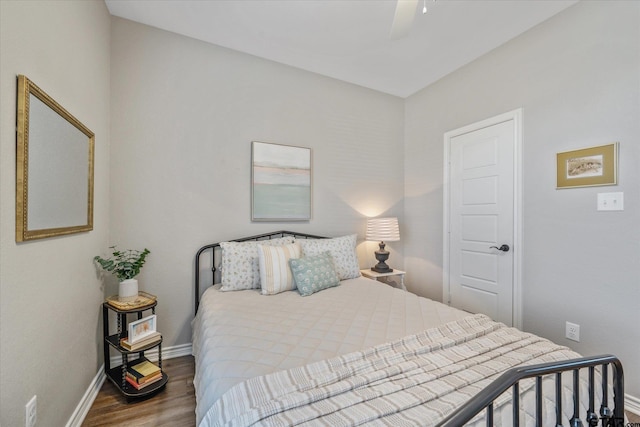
[{"x1": 94, "y1": 247, "x2": 150, "y2": 300}]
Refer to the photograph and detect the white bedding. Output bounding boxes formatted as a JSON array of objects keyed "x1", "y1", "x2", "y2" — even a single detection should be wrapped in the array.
[
  {"x1": 192, "y1": 276, "x2": 616, "y2": 427},
  {"x1": 205, "y1": 314, "x2": 590, "y2": 427},
  {"x1": 192, "y1": 276, "x2": 471, "y2": 425}
]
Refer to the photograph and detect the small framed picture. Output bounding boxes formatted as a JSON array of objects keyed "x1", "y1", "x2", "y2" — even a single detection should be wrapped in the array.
[
  {"x1": 128, "y1": 315, "x2": 157, "y2": 344},
  {"x1": 557, "y1": 143, "x2": 618, "y2": 189}
]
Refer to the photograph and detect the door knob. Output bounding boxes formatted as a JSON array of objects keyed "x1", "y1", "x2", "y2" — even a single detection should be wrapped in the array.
[{"x1": 490, "y1": 244, "x2": 510, "y2": 252}]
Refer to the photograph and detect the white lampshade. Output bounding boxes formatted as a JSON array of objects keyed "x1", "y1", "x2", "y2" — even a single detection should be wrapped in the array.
[{"x1": 366, "y1": 217, "x2": 400, "y2": 242}]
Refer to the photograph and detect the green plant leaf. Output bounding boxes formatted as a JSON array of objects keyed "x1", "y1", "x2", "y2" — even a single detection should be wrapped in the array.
[{"x1": 93, "y1": 246, "x2": 150, "y2": 281}]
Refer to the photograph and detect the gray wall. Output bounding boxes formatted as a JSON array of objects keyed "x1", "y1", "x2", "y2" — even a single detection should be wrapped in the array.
[
  {"x1": 404, "y1": 0, "x2": 639, "y2": 396},
  {"x1": 110, "y1": 17, "x2": 405, "y2": 348},
  {"x1": 0, "y1": 1, "x2": 111, "y2": 426}
]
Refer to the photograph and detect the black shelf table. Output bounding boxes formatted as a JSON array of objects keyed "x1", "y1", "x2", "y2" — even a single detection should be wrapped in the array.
[{"x1": 102, "y1": 296, "x2": 168, "y2": 399}]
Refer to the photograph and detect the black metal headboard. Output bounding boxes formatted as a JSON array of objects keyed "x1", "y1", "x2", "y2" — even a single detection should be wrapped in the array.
[{"x1": 194, "y1": 230, "x2": 326, "y2": 314}]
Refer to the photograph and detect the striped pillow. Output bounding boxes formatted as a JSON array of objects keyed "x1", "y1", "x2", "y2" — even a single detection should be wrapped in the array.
[
  {"x1": 220, "y1": 236, "x2": 295, "y2": 291},
  {"x1": 257, "y1": 243, "x2": 301, "y2": 295}
]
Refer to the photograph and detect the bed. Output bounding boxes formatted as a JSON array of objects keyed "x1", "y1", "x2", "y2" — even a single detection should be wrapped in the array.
[{"x1": 192, "y1": 231, "x2": 624, "y2": 427}]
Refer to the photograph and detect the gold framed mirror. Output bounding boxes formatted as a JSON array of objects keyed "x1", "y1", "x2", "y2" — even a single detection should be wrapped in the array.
[{"x1": 16, "y1": 75, "x2": 95, "y2": 242}]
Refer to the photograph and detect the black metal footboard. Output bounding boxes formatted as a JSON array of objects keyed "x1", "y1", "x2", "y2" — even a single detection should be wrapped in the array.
[{"x1": 437, "y1": 354, "x2": 624, "y2": 427}]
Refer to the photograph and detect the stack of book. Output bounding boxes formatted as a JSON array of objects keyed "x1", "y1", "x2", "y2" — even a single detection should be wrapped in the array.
[
  {"x1": 120, "y1": 331, "x2": 161, "y2": 351},
  {"x1": 126, "y1": 359, "x2": 162, "y2": 390}
]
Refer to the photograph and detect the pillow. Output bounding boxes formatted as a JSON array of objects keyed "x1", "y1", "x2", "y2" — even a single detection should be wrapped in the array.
[
  {"x1": 296, "y1": 234, "x2": 360, "y2": 280},
  {"x1": 289, "y1": 251, "x2": 340, "y2": 296},
  {"x1": 257, "y1": 242, "x2": 301, "y2": 295},
  {"x1": 220, "y1": 236, "x2": 295, "y2": 291}
]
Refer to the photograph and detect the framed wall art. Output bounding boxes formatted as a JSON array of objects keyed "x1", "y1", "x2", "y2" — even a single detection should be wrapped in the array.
[
  {"x1": 251, "y1": 141, "x2": 312, "y2": 221},
  {"x1": 556, "y1": 143, "x2": 618, "y2": 189}
]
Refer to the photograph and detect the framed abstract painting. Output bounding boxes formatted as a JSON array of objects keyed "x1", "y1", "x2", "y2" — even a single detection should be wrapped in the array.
[{"x1": 251, "y1": 141, "x2": 312, "y2": 221}]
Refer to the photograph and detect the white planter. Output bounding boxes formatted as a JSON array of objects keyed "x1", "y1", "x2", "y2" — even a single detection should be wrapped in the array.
[{"x1": 119, "y1": 278, "x2": 138, "y2": 301}]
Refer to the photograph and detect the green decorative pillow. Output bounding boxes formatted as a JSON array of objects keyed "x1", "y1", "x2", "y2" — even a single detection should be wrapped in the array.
[{"x1": 289, "y1": 251, "x2": 340, "y2": 297}]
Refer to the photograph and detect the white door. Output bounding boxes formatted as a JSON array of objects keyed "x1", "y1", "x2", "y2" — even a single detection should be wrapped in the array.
[{"x1": 444, "y1": 113, "x2": 520, "y2": 327}]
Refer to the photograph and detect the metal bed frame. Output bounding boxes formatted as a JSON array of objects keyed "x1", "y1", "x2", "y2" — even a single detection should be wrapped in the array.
[
  {"x1": 194, "y1": 231, "x2": 625, "y2": 427},
  {"x1": 194, "y1": 230, "x2": 325, "y2": 314},
  {"x1": 438, "y1": 355, "x2": 624, "y2": 427}
]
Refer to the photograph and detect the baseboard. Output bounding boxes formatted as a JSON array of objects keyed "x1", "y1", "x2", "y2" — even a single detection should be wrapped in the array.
[
  {"x1": 65, "y1": 366, "x2": 105, "y2": 427},
  {"x1": 67, "y1": 343, "x2": 193, "y2": 427},
  {"x1": 627, "y1": 393, "x2": 640, "y2": 415}
]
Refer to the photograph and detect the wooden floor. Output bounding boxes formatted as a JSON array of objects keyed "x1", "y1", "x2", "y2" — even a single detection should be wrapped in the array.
[
  {"x1": 84, "y1": 355, "x2": 639, "y2": 426},
  {"x1": 83, "y1": 356, "x2": 195, "y2": 426}
]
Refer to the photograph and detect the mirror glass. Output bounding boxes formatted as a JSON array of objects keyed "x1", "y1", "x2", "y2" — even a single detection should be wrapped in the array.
[{"x1": 16, "y1": 75, "x2": 94, "y2": 242}]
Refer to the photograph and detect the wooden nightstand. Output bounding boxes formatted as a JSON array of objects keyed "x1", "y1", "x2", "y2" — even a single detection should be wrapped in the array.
[{"x1": 361, "y1": 269, "x2": 406, "y2": 291}]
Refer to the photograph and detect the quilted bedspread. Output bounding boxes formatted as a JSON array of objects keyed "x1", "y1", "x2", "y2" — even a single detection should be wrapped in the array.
[
  {"x1": 192, "y1": 277, "x2": 471, "y2": 425},
  {"x1": 200, "y1": 313, "x2": 588, "y2": 427}
]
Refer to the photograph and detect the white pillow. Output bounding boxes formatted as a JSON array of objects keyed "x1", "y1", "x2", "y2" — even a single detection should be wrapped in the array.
[
  {"x1": 220, "y1": 236, "x2": 295, "y2": 291},
  {"x1": 296, "y1": 234, "x2": 360, "y2": 280},
  {"x1": 257, "y1": 242, "x2": 301, "y2": 295}
]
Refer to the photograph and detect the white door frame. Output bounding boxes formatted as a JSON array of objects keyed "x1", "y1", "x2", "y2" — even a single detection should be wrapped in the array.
[{"x1": 442, "y1": 108, "x2": 523, "y2": 329}]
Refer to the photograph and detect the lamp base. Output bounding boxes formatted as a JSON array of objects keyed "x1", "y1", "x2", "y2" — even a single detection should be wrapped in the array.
[{"x1": 371, "y1": 242, "x2": 393, "y2": 273}]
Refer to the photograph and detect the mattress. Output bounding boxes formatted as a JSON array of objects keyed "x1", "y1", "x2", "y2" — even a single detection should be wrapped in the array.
[{"x1": 191, "y1": 276, "x2": 472, "y2": 425}]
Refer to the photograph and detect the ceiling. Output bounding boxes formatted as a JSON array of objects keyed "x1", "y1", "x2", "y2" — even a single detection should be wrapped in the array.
[{"x1": 105, "y1": 0, "x2": 578, "y2": 98}]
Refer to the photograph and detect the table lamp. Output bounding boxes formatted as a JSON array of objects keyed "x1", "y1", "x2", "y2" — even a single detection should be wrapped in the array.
[{"x1": 366, "y1": 217, "x2": 400, "y2": 273}]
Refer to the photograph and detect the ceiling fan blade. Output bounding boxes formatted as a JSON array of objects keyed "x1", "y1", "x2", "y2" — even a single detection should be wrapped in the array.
[{"x1": 390, "y1": 0, "x2": 418, "y2": 40}]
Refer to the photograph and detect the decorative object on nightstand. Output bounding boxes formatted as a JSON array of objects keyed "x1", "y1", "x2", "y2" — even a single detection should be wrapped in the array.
[
  {"x1": 102, "y1": 293, "x2": 168, "y2": 399},
  {"x1": 361, "y1": 269, "x2": 407, "y2": 291},
  {"x1": 366, "y1": 217, "x2": 400, "y2": 273},
  {"x1": 106, "y1": 291, "x2": 156, "y2": 311},
  {"x1": 94, "y1": 246, "x2": 150, "y2": 301}
]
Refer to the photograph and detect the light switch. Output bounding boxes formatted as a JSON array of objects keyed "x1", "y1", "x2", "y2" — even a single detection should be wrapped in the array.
[{"x1": 597, "y1": 192, "x2": 624, "y2": 211}]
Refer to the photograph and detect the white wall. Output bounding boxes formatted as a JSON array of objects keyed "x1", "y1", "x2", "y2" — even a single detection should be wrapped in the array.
[
  {"x1": 109, "y1": 18, "x2": 404, "y2": 347},
  {"x1": 404, "y1": 0, "x2": 639, "y2": 397},
  {"x1": 0, "y1": 1, "x2": 111, "y2": 426}
]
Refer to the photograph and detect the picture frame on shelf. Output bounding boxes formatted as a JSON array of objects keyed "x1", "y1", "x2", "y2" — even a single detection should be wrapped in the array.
[
  {"x1": 128, "y1": 314, "x2": 157, "y2": 344},
  {"x1": 556, "y1": 142, "x2": 618, "y2": 189}
]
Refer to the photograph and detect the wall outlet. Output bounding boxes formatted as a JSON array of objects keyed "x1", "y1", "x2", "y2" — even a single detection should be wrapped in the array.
[
  {"x1": 566, "y1": 321, "x2": 580, "y2": 342},
  {"x1": 25, "y1": 395, "x2": 37, "y2": 427}
]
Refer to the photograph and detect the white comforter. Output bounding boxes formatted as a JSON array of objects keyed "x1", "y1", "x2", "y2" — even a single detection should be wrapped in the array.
[
  {"x1": 192, "y1": 277, "x2": 471, "y2": 425},
  {"x1": 206, "y1": 314, "x2": 586, "y2": 427},
  {"x1": 192, "y1": 277, "x2": 611, "y2": 427}
]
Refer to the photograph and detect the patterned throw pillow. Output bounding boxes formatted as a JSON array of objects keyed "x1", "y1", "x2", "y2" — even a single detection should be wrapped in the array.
[
  {"x1": 289, "y1": 251, "x2": 340, "y2": 296},
  {"x1": 257, "y1": 243, "x2": 301, "y2": 295},
  {"x1": 220, "y1": 236, "x2": 295, "y2": 291},
  {"x1": 296, "y1": 234, "x2": 360, "y2": 280}
]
